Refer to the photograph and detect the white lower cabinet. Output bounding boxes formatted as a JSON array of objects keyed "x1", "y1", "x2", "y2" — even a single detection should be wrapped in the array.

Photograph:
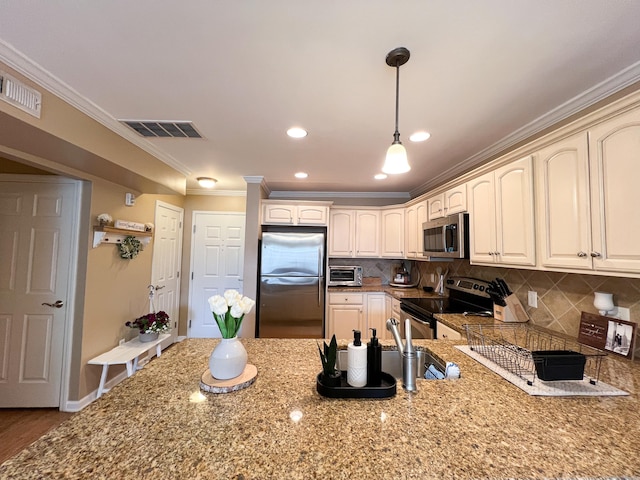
[
  {"x1": 436, "y1": 321, "x2": 462, "y2": 341},
  {"x1": 367, "y1": 293, "x2": 387, "y2": 340},
  {"x1": 327, "y1": 292, "x2": 391, "y2": 340},
  {"x1": 327, "y1": 293, "x2": 364, "y2": 339}
]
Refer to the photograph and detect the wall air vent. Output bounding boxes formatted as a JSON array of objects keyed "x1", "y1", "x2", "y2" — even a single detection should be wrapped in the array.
[
  {"x1": 0, "y1": 71, "x2": 42, "y2": 118},
  {"x1": 120, "y1": 120, "x2": 203, "y2": 138}
]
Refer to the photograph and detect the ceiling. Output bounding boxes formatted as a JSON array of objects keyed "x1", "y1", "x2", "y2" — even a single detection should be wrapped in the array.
[{"x1": 2, "y1": 1, "x2": 640, "y2": 197}]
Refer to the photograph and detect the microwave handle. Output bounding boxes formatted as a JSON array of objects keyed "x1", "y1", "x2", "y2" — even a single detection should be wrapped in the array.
[{"x1": 442, "y1": 225, "x2": 448, "y2": 252}]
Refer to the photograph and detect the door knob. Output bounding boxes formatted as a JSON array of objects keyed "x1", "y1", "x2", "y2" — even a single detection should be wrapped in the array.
[{"x1": 42, "y1": 300, "x2": 64, "y2": 308}]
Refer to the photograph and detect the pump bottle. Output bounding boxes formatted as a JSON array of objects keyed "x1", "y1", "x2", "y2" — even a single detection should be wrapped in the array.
[
  {"x1": 367, "y1": 328, "x2": 382, "y2": 386},
  {"x1": 347, "y1": 329, "x2": 367, "y2": 387}
]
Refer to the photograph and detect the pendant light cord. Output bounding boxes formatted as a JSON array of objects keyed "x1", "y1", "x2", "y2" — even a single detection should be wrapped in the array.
[{"x1": 393, "y1": 64, "x2": 401, "y2": 143}]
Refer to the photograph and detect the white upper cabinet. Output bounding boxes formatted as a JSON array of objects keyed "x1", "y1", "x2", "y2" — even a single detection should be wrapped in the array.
[
  {"x1": 468, "y1": 156, "x2": 535, "y2": 266},
  {"x1": 328, "y1": 209, "x2": 355, "y2": 256},
  {"x1": 404, "y1": 200, "x2": 427, "y2": 258},
  {"x1": 534, "y1": 105, "x2": 640, "y2": 274},
  {"x1": 329, "y1": 209, "x2": 380, "y2": 257},
  {"x1": 380, "y1": 208, "x2": 404, "y2": 258},
  {"x1": 427, "y1": 184, "x2": 467, "y2": 220},
  {"x1": 355, "y1": 210, "x2": 380, "y2": 257},
  {"x1": 588, "y1": 107, "x2": 640, "y2": 273},
  {"x1": 262, "y1": 201, "x2": 329, "y2": 225},
  {"x1": 535, "y1": 132, "x2": 593, "y2": 269}
]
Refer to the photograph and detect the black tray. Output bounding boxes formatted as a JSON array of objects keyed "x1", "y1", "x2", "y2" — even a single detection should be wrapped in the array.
[
  {"x1": 532, "y1": 350, "x2": 586, "y2": 381},
  {"x1": 316, "y1": 371, "x2": 396, "y2": 398}
]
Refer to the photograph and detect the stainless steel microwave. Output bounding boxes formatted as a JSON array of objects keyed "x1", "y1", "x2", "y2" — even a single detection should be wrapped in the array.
[
  {"x1": 422, "y1": 213, "x2": 469, "y2": 259},
  {"x1": 328, "y1": 265, "x2": 363, "y2": 287}
]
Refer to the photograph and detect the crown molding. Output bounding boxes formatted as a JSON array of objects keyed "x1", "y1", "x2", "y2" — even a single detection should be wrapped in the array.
[
  {"x1": 268, "y1": 190, "x2": 411, "y2": 199},
  {"x1": 186, "y1": 188, "x2": 246, "y2": 196},
  {"x1": 409, "y1": 60, "x2": 640, "y2": 198},
  {"x1": 0, "y1": 40, "x2": 191, "y2": 176}
]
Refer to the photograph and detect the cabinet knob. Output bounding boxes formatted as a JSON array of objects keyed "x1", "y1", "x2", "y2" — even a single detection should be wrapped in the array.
[
  {"x1": 577, "y1": 251, "x2": 588, "y2": 258},
  {"x1": 494, "y1": 251, "x2": 500, "y2": 256},
  {"x1": 590, "y1": 252, "x2": 602, "y2": 258},
  {"x1": 488, "y1": 252, "x2": 494, "y2": 256}
]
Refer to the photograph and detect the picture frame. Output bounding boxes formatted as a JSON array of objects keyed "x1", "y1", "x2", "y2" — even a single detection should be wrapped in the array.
[{"x1": 578, "y1": 312, "x2": 637, "y2": 358}]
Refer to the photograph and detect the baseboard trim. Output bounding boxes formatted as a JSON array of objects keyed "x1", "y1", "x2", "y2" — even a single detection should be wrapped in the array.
[{"x1": 61, "y1": 370, "x2": 129, "y2": 412}]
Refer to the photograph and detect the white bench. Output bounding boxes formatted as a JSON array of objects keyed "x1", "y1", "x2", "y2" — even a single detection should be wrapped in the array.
[{"x1": 88, "y1": 333, "x2": 170, "y2": 398}]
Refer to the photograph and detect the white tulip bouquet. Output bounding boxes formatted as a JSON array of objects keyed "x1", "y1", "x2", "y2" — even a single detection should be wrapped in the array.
[{"x1": 208, "y1": 290, "x2": 256, "y2": 338}]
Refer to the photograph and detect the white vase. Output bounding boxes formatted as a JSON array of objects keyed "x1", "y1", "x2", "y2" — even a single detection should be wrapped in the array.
[
  {"x1": 139, "y1": 332, "x2": 159, "y2": 343},
  {"x1": 209, "y1": 337, "x2": 248, "y2": 380}
]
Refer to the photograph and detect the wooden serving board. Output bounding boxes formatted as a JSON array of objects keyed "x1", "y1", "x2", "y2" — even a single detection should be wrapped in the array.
[{"x1": 199, "y1": 364, "x2": 257, "y2": 394}]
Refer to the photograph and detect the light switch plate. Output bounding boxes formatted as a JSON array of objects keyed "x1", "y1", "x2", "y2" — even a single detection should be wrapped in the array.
[
  {"x1": 527, "y1": 290, "x2": 538, "y2": 308},
  {"x1": 125, "y1": 192, "x2": 136, "y2": 206}
]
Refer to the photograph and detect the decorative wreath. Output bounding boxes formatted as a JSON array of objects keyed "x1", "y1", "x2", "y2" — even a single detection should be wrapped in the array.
[{"x1": 119, "y1": 235, "x2": 142, "y2": 259}]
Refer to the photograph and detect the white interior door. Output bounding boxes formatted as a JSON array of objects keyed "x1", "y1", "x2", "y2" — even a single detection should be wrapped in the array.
[
  {"x1": 189, "y1": 212, "x2": 245, "y2": 338},
  {"x1": 151, "y1": 201, "x2": 183, "y2": 345},
  {"x1": 0, "y1": 177, "x2": 79, "y2": 407}
]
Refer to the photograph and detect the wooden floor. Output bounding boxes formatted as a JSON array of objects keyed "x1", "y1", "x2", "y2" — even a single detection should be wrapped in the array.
[{"x1": 0, "y1": 408, "x2": 73, "y2": 464}]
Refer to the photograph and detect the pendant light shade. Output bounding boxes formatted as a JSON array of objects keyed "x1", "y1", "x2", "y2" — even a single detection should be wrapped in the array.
[{"x1": 382, "y1": 47, "x2": 411, "y2": 175}]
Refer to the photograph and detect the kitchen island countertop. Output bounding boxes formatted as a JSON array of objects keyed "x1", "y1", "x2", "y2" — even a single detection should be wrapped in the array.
[{"x1": 1, "y1": 338, "x2": 639, "y2": 479}]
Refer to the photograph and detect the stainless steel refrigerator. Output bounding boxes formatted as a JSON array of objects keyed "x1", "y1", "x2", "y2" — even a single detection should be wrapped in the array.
[{"x1": 258, "y1": 229, "x2": 325, "y2": 338}]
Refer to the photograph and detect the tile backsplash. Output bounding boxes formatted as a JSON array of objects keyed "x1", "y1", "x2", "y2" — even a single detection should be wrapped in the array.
[
  {"x1": 414, "y1": 260, "x2": 640, "y2": 338},
  {"x1": 328, "y1": 257, "x2": 639, "y2": 339}
]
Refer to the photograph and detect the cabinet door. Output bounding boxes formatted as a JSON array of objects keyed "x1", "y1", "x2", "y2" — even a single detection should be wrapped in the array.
[
  {"x1": 381, "y1": 208, "x2": 404, "y2": 258},
  {"x1": 367, "y1": 294, "x2": 387, "y2": 340},
  {"x1": 263, "y1": 204, "x2": 295, "y2": 224},
  {"x1": 427, "y1": 194, "x2": 445, "y2": 220},
  {"x1": 436, "y1": 321, "x2": 462, "y2": 340},
  {"x1": 494, "y1": 156, "x2": 535, "y2": 266},
  {"x1": 589, "y1": 107, "x2": 640, "y2": 273},
  {"x1": 405, "y1": 204, "x2": 418, "y2": 258},
  {"x1": 328, "y1": 210, "x2": 355, "y2": 257},
  {"x1": 468, "y1": 172, "x2": 497, "y2": 263},
  {"x1": 444, "y1": 184, "x2": 467, "y2": 215},
  {"x1": 297, "y1": 206, "x2": 328, "y2": 225},
  {"x1": 535, "y1": 132, "x2": 592, "y2": 269},
  {"x1": 355, "y1": 210, "x2": 380, "y2": 257},
  {"x1": 327, "y1": 305, "x2": 363, "y2": 339}
]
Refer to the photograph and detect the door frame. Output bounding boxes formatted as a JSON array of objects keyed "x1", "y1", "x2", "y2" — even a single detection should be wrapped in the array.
[
  {"x1": 151, "y1": 200, "x2": 184, "y2": 346},
  {"x1": 0, "y1": 174, "x2": 82, "y2": 411}
]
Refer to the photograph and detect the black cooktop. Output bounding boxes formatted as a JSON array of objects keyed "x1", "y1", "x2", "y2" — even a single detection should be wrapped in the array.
[
  {"x1": 400, "y1": 297, "x2": 484, "y2": 317},
  {"x1": 400, "y1": 276, "x2": 494, "y2": 318}
]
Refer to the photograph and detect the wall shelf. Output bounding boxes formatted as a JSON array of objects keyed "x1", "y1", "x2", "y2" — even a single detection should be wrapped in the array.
[{"x1": 93, "y1": 226, "x2": 153, "y2": 248}]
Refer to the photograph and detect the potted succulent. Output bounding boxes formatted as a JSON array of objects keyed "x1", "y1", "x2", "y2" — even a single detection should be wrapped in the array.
[
  {"x1": 125, "y1": 311, "x2": 170, "y2": 342},
  {"x1": 317, "y1": 334, "x2": 341, "y2": 387}
]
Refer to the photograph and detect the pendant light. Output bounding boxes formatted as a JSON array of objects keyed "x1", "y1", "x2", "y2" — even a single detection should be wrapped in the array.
[{"x1": 382, "y1": 47, "x2": 411, "y2": 174}]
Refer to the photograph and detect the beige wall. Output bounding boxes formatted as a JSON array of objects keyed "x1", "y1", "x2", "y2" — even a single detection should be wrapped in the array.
[
  {"x1": 178, "y1": 194, "x2": 247, "y2": 336},
  {"x1": 78, "y1": 180, "x2": 185, "y2": 399}
]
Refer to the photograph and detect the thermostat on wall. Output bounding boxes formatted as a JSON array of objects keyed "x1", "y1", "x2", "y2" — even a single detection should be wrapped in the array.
[{"x1": 125, "y1": 193, "x2": 136, "y2": 206}]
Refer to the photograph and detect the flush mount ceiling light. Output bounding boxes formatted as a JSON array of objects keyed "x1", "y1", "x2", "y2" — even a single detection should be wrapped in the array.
[
  {"x1": 294, "y1": 172, "x2": 308, "y2": 179},
  {"x1": 382, "y1": 47, "x2": 411, "y2": 175},
  {"x1": 197, "y1": 177, "x2": 217, "y2": 188},
  {"x1": 287, "y1": 127, "x2": 308, "y2": 138},
  {"x1": 374, "y1": 173, "x2": 388, "y2": 180},
  {"x1": 410, "y1": 131, "x2": 431, "y2": 142}
]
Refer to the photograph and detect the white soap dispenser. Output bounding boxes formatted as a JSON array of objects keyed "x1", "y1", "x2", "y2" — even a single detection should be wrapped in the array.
[{"x1": 347, "y1": 329, "x2": 367, "y2": 387}]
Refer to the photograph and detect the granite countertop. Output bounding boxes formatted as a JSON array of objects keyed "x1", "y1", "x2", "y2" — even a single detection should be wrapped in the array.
[
  {"x1": 2, "y1": 338, "x2": 640, "y2": 479},
  {"x1": 328, "y1": 285, "x2": 440, "y2": 299}
]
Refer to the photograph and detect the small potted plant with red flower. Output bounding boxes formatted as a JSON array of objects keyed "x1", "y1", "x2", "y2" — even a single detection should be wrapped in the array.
[{"x1": 126, "y1": 311, "x2": 170, "y2": 342}]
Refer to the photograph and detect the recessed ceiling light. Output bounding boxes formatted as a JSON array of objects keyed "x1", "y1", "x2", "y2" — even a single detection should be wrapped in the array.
[
  {"x1": 295, "y1": 172, "x2": 308, "y2": 179},
  {"x1": 287, "y1": 127, "x2": 308, "y2": 138},
  {"x1": 409, "y1": 131, "x2": 431, "y2": 142},
  {"x1": 374, "y1": 173, "x2": 388, "y2": 180},
  {"x1": 197, "y1": 177, "x2": 217, "y2": 188}
]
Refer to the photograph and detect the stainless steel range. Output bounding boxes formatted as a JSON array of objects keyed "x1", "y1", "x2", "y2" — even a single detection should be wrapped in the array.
[{"x1": 400, "y1": 277, "x2": 493, "y2": 339}]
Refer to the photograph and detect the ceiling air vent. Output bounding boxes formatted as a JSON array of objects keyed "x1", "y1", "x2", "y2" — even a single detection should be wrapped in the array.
[
  {"x1": 120, "y1": 120, "x2": 203, "y2": 138},
  {"x1": 0, "y1": 71, "x2": 42, "y2": 118}
]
